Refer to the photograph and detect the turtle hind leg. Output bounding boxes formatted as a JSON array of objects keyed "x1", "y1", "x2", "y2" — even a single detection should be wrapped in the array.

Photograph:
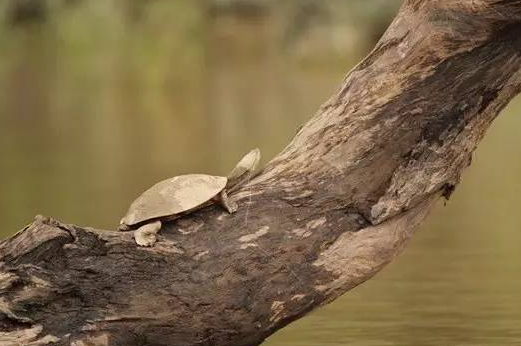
[
  {"x1": 134, "y1": 220, "x2": 162, "y2": 247},
  {"x1": 118, "y1": 223, "x2": 131, "y2": 232},
  {"x1": 219, "y1": 190, "x2": 238, "y2": 214}
]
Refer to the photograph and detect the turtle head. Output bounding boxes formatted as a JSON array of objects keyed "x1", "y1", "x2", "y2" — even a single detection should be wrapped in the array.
[{"x1": 227, "y1": 148, "x2": 261, "y2": 189}]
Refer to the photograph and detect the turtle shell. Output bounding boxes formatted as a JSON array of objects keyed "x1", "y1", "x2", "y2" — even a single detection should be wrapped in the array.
[{"x1": 121, "y1": 174, "x2": 227, "y2": 227}]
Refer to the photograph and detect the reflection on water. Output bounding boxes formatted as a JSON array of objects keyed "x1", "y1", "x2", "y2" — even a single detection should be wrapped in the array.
[{"x1": 0, "y1": 1, "x2": 520, "y2": 345}]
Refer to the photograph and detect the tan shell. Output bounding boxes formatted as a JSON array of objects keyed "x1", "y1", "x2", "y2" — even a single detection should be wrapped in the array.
[{"x1": 120, "y1": 174, "x2": 227, "y2": 226}]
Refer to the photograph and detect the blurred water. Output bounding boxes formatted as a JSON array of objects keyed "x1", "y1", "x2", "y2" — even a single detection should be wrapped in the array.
[{"x1": 0, "y1": 2, "x2": 520, "y2": 345}]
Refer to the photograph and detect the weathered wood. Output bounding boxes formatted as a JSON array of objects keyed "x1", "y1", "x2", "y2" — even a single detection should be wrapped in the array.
[{"x1": 2, "y1": 1, "x2": 521, "y2": 345}]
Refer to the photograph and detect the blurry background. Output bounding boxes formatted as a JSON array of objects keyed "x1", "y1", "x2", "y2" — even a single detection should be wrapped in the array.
[{"x1": 0, "y1": 1, "x2": 520, "y2": 345}]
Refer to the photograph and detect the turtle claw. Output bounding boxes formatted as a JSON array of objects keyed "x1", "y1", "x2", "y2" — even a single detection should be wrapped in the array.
[
  {"x1": 134, "y1": 221, "x2": 161, "y2": 247},
  {"x1": 135, "y1": 233, "x2": 157, "y2": 247},
  {"x1": 226, "y1": 200, "x2": 238, "y2": 214}
]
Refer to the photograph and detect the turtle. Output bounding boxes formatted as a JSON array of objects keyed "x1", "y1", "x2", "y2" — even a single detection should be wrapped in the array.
[{"x1": 119, "y1": 148, "x2": 261, "y2": 247}]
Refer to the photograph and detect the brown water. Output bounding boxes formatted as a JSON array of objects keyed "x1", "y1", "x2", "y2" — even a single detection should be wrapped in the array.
[{"x1": 0, "y1": 2, "x2": 520, "y2": 345}]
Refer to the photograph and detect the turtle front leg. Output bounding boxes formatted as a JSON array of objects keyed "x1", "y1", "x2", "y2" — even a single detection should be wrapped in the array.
[
  {"x1": 219, "y1": 190, "x2": 238, "y2": 214},
  {"x1": 134, "y1": 220, "x2": 162, "y2": 247}
]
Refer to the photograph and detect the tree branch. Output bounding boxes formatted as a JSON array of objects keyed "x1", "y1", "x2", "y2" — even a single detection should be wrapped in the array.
[{"x1": 2, "y1": 1, "x2": 521, "y2": 345}]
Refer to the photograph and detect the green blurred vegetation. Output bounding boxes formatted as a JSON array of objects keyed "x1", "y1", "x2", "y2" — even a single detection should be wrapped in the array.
[
  {"x1": 0, "y1": 1, "x2": 520, "y2": 345},
  {"x1": 0, "y1": 0, "x2": 401, "y2": 231}
]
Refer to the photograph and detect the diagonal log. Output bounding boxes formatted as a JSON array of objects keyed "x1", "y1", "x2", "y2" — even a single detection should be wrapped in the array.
[{"x1": 1, "y1": 1, "x2": 521, "y2": 345}]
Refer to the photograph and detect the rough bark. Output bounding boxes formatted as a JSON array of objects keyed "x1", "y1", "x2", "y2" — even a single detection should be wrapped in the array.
[{"x1": 2, "y1": 1, "x2": 521, "y2": 345}]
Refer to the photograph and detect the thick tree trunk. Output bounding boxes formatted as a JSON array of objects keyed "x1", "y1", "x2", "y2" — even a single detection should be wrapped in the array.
[{"x1": 2, "y1": 1, "x2": 521, "y2": 345}]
